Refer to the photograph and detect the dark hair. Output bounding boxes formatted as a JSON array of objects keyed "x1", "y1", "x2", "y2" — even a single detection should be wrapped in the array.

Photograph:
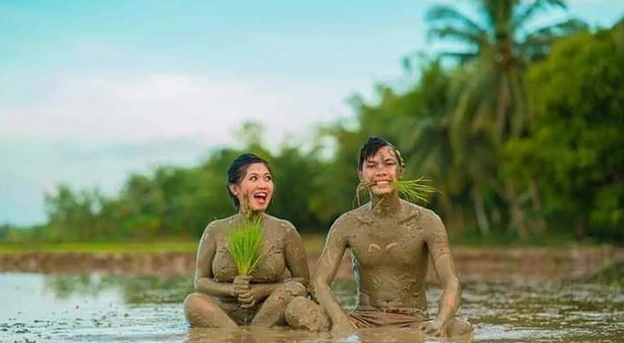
[
  {"x1": 358, "y1": 136, "x2": 405, "y2": 171},
  {"x1": 226, "y1": 153, "x2": 272, "y2": 210}
]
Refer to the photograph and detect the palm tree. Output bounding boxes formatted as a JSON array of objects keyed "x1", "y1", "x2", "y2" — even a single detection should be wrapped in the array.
[
  {"x1": 428, "y1": 0, "x2": 586, "y2": 142},
  {"x1": 426, "y1": 0, "x2": 586, "y2": 237}
]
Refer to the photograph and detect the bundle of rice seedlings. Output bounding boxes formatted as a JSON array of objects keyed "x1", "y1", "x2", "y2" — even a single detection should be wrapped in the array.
[
  {"x1": 391, "y1": 177, "x2": 437, "y2": 204},
  {"x1": 228, "y1": 213, "x2": 264, "y2": 275}
]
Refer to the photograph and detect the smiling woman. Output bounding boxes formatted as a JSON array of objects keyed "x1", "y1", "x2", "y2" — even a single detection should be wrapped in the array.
[{"x1": 183, "y1": 153, "x2": 311, "y2": 328}]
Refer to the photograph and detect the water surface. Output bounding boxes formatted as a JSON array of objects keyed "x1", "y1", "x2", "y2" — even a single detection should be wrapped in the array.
[{"x1": 1, "y1": 268, "x2": 622, "y2": 343}]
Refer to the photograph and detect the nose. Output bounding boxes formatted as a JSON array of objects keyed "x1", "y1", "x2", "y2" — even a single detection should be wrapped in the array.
[
  {"x1": 258, "y1": 179, "x2": 270, "y2": 189},
  {"x1": 374, "y1": 165, "x2": 388, "y2": 175}
]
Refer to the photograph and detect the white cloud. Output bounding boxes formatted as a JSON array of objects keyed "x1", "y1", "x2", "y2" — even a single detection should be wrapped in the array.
[
  {"x1": 0, "y1": 71, "x2": 361, "y2": 225},
  {"x1": 0, "y1": 72, "x2": 354, "y2": 147}
]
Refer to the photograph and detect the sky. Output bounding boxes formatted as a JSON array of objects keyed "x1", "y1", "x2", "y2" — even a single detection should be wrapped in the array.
[{"x1": 1, "y1": 0, "x2": 622, "y2": 226}]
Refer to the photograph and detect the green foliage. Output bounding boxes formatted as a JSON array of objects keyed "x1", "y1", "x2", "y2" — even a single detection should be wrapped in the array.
[
  {"x1": 227, "y1": 214, "x2": 264, "y2": 275},
  {"x1": 270, "y1": 145, "x2": 325, "y2": 232},
  {"x1": 503, "y1": 28, "x2": 624, "y2": 241}
]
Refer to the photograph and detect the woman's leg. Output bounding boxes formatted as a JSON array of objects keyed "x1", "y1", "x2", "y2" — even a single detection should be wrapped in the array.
[
  {"x1": 250, "y1": 281, "x2": 308, "y2": 327},
  {"x1": 183, "y1": 293, "x2": 239, "y2": 329},
  {"x1": 284, "y1": 295, "x2": 331, "y2": 331}
]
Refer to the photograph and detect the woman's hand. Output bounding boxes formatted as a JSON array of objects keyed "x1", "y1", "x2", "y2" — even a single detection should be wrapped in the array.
[
  {"x1": 236, "y1": 286, "x2": 264, "y2": 309},
  {"x1": 232, "y1": 275, "x2": 251, "y2": 297},
  {"x1": 232, "y1": 275, "x2": 264, "y2": 308}
]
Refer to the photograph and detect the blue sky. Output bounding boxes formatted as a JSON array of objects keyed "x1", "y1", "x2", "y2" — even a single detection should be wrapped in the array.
[{"x1": 1, "y1": 0, "x2": 622, "y2": 226}]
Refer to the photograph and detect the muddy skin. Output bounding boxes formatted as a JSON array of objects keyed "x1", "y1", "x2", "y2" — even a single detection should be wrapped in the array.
[
  {"x1": 287, "y1": 192, "x2": 472, "y2": 338},
  {"x1": 184, "y1": 212, "x2": 310, "y2": 328}
]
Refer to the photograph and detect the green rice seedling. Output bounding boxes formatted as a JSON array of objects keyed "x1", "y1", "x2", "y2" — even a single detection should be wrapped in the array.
[
  {"x1": 228, "y1": 213, "x2": 264, "y2": 275},
  {"x1": 391, "y1": 177, "x2": 438, "y2": 204}
]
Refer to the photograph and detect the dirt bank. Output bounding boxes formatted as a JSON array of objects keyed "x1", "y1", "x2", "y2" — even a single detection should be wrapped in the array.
[{"x1": 1, "y1": 246, "x2": 621, "y2": 283}]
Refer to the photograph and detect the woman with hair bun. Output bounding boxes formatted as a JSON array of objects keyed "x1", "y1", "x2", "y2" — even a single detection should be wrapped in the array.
[{"x1": 183, "y1": 153, "x2": 310, "y2": 328}]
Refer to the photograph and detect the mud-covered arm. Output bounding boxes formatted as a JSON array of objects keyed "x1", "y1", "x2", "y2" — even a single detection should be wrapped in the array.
[
  {"x1": 314, "y1": 216, "x2": 353, "y2": 329},
  {"x1": 425, "y1": 213, "x2": 460, "y2": 325},
  {"x1": 284, "y1": 223, "x2": 311, "y2": 286},
  {"x1": 248, "y1": 223, "x2": 311, "y2": 299},
  {"x1": 193, "y1": 223, "x2": 235, "y2": 297}
]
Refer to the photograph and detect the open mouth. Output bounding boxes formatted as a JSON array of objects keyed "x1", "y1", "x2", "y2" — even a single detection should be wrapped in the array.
[{"x1": 253, "y1": 192, "x2": 269, "y2": 205}]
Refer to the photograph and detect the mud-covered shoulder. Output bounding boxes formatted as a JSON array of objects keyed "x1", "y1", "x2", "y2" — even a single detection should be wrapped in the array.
[
  {"x1": 415, "y1": 205, "x2": 444, "y2": 230},
  {"x1": 340, "y1": 203, "x2": 373, "y2": 224},
  {"x1": 197, "y1": 214, "x2": 240, "y2": 243},
  {"x1": 205, "y1": 214, "x2": 238, "y2": 234},
  {"x1": 325, "y1": 207, "x2": 365, "y2": 242},
  {"x1": 265, "y1": 213, "x2": 298, "y2": 233},
  {"x1": 399, "y1": 199, "x2": 426, "y2": 222}
]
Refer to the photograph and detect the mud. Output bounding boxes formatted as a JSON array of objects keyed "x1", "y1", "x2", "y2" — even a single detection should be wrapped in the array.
[
  {"x1": 2, "y1": 272, "x2": 624, "y2": 342},
  {"x1": 1, "y1": 245, "x2": 620, "y2": 282}
]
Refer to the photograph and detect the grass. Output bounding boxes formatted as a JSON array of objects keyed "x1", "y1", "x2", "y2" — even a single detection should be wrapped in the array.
[
  {"x1": 352, "y1": 177, "x2": 438, "y2": 208},
  {"x1": 227, "y1": 213, "x2": 264, "y2": 275},
  {"x1": 0, "y1": 241, "x2": 197, "y2": 254},
  {"x1": 0, "y1": 232, "x2": 595, "y2": 255},
  {"x1": 391, "y1": 177, "x2": 438, "y2": 204},
  {"x1": 0, "y1": 234, "x2": 329, "y2": 255}
]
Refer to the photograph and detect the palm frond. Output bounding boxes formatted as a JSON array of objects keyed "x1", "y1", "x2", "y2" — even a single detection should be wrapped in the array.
[
  {"x1": 426, "y1": 5, "x2": 487, "y2": 36},
  {"x1": 228, "y1": 213, "x2": 264, "y2": 275},
  {"x1": 439, "y1": 51, "x2": 481, "y2": 64},
  {"x1": 514, "y1": 0, "x2": 567, "y2": 29},
  {"x1": 519, "y1": 18, "x2": 588, "y2": 59},
  {"x1": 428, "y1": 25, "x2": 490, "y2": 48},
  {"x1": 525, "y1": 18, "x2": 588, "y2": 39}
]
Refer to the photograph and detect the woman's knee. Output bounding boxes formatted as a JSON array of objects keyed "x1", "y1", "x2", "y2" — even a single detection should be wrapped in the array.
[
  {"x1": 184, "y1": 293, "x2": 217, "y2": 314},
  {"x1": 273, "y1": 281, "x2": 307, "y2": 299},
  {"x1": 284, "y1": 296, "x2": 329, "y2": 331},
  {"x1": 285, "y1": 296, "x2": 310, "y2": 318}
]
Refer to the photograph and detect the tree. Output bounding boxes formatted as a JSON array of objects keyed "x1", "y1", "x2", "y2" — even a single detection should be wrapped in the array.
[
  {"x1": 503, "y1": 25, "x2": 624, "y2": 242},
  {"x1": 426, "y1": 0, "x2": 587, "y2": 237}
]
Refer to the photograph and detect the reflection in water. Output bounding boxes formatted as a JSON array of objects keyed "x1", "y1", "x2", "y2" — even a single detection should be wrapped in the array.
[
  {"x1": 1, "y1": 265, "x2": 623, "y2": 343},
  {"x1": 44, "y1": 273, "x2": 194, "y2": 304},
  {"x1": 184, "y1": 327, "x2": 426, "y2": 343}
]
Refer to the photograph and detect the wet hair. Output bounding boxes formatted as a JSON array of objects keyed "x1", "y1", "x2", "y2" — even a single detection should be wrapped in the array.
[
  {"x1": 226, "y1": 153, "x2": 272, "y2": 210},
  {"x1": 357, "y1": 136, "x2": 405, "y2": 171}
]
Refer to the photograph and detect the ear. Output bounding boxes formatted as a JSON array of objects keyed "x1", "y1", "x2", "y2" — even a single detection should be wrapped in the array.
[
  {"x1": 228, "y1": 184, "x2": 239, "y2": 196},
  {"x1": 358, "y1": 169, "x2": 364, "y2": 182}
]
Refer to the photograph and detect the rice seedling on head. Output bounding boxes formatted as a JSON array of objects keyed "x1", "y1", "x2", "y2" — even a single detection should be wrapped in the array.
[
  {"x1": 228, "y1": 212, "x2": 264, "y2": 275},
  {"x1": 391, "y1": 177, "x2": 438, "y2": 204}
]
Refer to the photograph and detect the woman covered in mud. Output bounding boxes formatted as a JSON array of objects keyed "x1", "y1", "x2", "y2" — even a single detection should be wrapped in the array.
[{"x1": 184, "y1": 153, "x2": 310, "y2": 328}]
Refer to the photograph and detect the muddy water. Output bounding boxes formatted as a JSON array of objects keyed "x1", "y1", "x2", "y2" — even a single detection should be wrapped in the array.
[{"x1": 2, "y1": 268, "x2": 623, "y2": 343}]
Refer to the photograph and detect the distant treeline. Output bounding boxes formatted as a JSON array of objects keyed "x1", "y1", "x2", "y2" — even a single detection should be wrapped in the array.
[{"x1": 3, "y1": 3, "x2": 623, "y2": 244}]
